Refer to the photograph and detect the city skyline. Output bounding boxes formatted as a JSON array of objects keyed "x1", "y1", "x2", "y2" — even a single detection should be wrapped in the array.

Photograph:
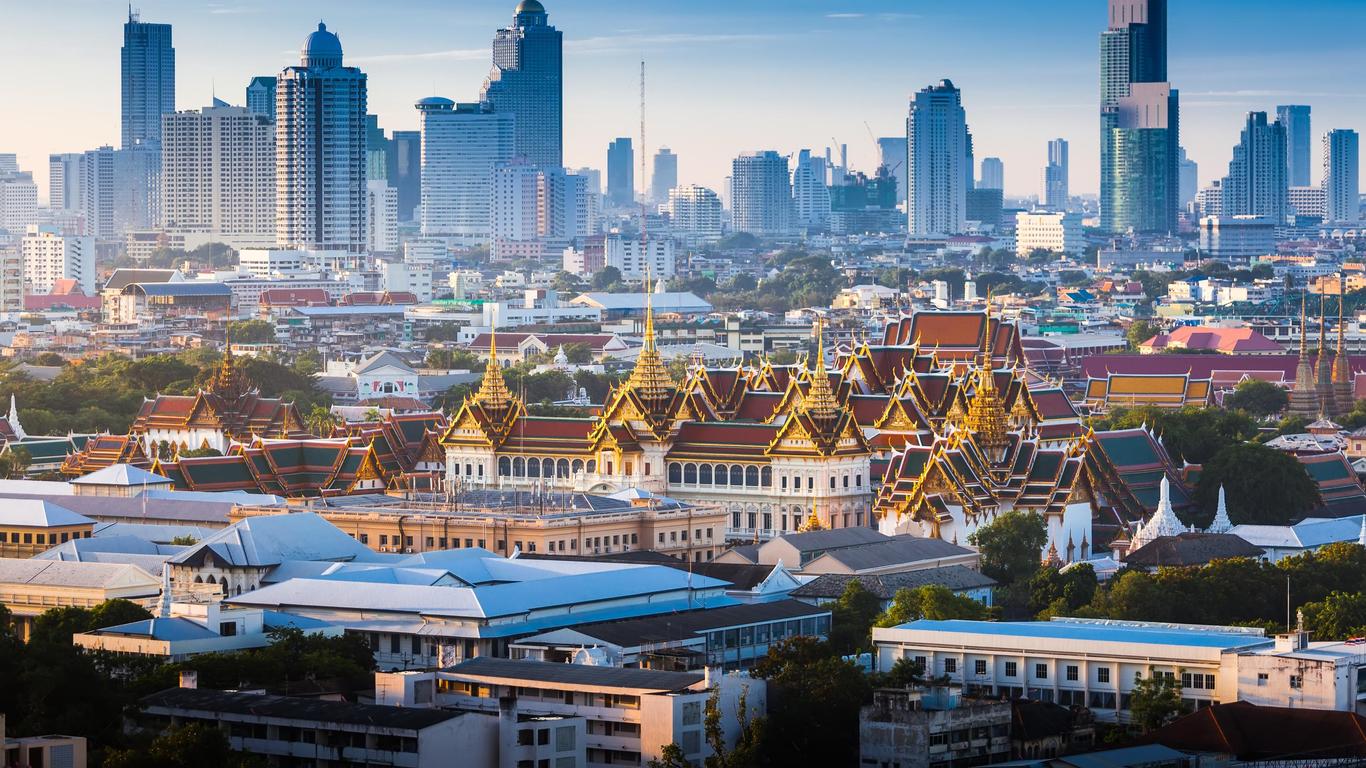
[{"x1": 2, "y1": 0, "x2": 1365, "y2": 203}]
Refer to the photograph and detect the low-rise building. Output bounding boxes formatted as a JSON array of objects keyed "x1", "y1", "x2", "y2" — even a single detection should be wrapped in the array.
[
  {"x1": 860, "y1": 687, "x2": 1012, "y2": 768},
  {"x1": 0, "y1": 557, "x2": 161, "y2": 640},
  {"x1": 1015, "y1": 211, "x2": 1083, "y2": 257},
  {"x1": 716, "y1": 528, "x2": 978, "y2": 575},
  {"x1": 2, "y1": 714, "x2": 86, "y2": 768},
  {"x1": 0, "y1": 499, "x2": 96, "y2": 558},
  {"x1": 789, "y1": 567, "x2": 997, "y2": 609},
  {"x1": 1198, "y1": 215, "x2": 1276, "y2": 262}
]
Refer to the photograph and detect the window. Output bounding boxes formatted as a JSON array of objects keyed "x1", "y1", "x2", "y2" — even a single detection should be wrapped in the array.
[
  {"x1": 1066, "y1": 665, "x2": 1079, "y2": 682},
  {"x1": 555, "y1": 726, "x2": 575, "y2": 751},
  {"x1": 1097, "y1": 668, "x2": 1111, "y2": 684},
  {"x1": 974, "y1": 659, "x2": 987, "y2": 675},
  {"x1": 1290, "y1": 675, "x2": 1302, "y2": 689},
  {"x1": 944, "y1": 658, "x2": 957, "y2": 674},
  {"x1": 681, "y1": 730, "x2": 702, "y2": 755},
  {"x1": 1257, "y1": 673, "x2": 1268, "y2": 686},
  {"x1": 1005, "y1": 662, "x2": 1018, "y2": 678},
  {"x1": 1035, "y1": 663, "x2": 1048, "y2": 680},
  {"x1": 390, "y1": 635, "x2": 401, "y2": 654},
  {"x1": 682, "y1": 701, "x2": 702, "y2": 726}
]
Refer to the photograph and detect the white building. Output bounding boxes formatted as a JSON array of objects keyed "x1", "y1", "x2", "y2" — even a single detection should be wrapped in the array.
[
  {"x1": 48, "y1": 153, "x2": 86, "y2": 214},
  {"x1": 490, "y1": 161, "x2": 577, "y2": 261},
  {"x1": 160, "y1": 104, "x2": 275, "y2": 248},
  {"x1": 1288, "y1": 186, "x2": 1327, "y2": 220},
  {"x1": 668, "y1": 184, "x2": 723, "y2": 246},
  {"x1": 377, "y1": 258, "x2": 434, "y2": 303},
  {"x1": 367, "y1": 181, "x2": 398, "y2": 255},
  {"x1": 730, "y1": 151, "x2": 792, "y2": 237},
  {"x1": 792, "y1": 149, "x2": 830, "y2": 231},
  {"x1": 276, "y1": 23, "x2": 368, "y2": 252},
  {"x1": 0, "y1": 245, "x2": 21, "y2": 312},
  {"x1": 603, "y1": 234, "x2": 674, "y2": 281},
  {"x1": 416, "y1": 98, "x2": 514, "y2": 246},
  {"x1": 1324, "y1": 129, "x2": 1360, "y2": 224},
  {"x1": 1015, "y1": 211, "x2": 1083, "y2": 256},
  {"x1": 0, "y1": 170, "x2": 38, "y2": 235},
  {"x1": 82, "y1": 145, "x2": 160, "y2": 242},
  {"x1": 908, "y1": 80, "x2": 971, "y2": 236},
  {"x1": 21, "y1": 226, "x2": 95, "y2": 295},
  {"x1": 1198, "y1": 215, "x2": 1276, "y2": 261}
]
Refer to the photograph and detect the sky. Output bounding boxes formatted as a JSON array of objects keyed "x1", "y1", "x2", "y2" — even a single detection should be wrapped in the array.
[{"x1": 3, "y1": 0, "x2": 1366, "y2": 204}]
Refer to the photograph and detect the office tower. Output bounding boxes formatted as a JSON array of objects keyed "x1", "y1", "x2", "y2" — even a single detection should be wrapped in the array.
[
  {"x1": 1288, "y1": 186, "x2": 1326, "y2": 220},
  {"x1": 1178, "y1": 147, "x2": 1198, "y2": 206},
  {"x1": 365, "y1": 115, "x2": 393, "y2": 182},
  {"x1": 606, "y1": 138, "x2": 634, "y2": 208},
  {"x1": 966, "y1": 188, "x2": 1003, "y2": 228},
  {"x1": 490, "y1": 159, "x2": 573, "y2": 260},
  {"x1": 907, "y1": 80, "x2": 971, "y2": 236},
  {"x1": 21, "y1": 226, "x2": 95, "y2": 295},
  {"x1": 481, "y1": 0, "x2": 563, "y2": 168},
  {"x1": 978, "y1": 157, "x2": 1004, "y2": 191},
  {"x1": 416, "y1": 97, "x2": 514, "y2": 245},
  {"x1": 1277, "y1": 105, "x2": 1312, "y2": 187},
  {"x1": 121, "y1": 9, "x2": 175, "y2": 149},
  {"x1": 1100, "y1": 0, "x2": 1179, "y2": 234},
  {"x1": 574, "y1": 167, "x2": 601, "y2": 199},
  {"x1": 563, "y1": 172, "x2": 597, "y2": 239},
  {"x1": 668, "y1": 185, "x2": 723, "y2": 246},
  {"x1": 390, "y1": 131, "x2": 421, "y2": 222},
  {"x1": 1042, "y1": 139, "x2": 1069, "y2": 209},
  {"x1": 0, "y1": 156, "x2": 16, "y2": 174},
  {"x1": 276, "y1": 23, "x2": 368, "y2": 252},
  {"x1": 0, "y1": 244, "x2": 21, "y2": 311},
  {"x1": 366, "y1": 181, "x2": 398, "y2": 254},
  {"x1": 246, "y1": 76, "x2": 276, "y2": 120},
  {"x1": 0, "y1": 167, "x2": 38, "y2": 235},
  {"x1": 48, "y1": 154, "x2": 85, "y2": 213},
  {"x1": 1324, "y1": 129, "x2": 1360, "y2": 223},
  {"x1": 82, "y1": 145, "x2": 159, "y2": 240},
  {"x1": 1219, "y1": 112, "x2": 1288, "y2": 223},
  {"x1": 730, "y1": 151, "x2": 792, "y2": 237},
  {"x1": 792, "y1": 149, "x2": 831, "y2": 230},
  {"x1": 877, "y1": 137, "x2": 908, "y2": 207},
  {"x1": 161, "y1": 104, "x2": 275, "y2": 248},
  {"x1": 651, "y1": 148, "x2": 678, "y2": 204}
]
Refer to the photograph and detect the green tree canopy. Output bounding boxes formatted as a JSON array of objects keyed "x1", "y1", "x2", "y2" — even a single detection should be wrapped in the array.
[
  {"x1": 1195, "y1": 442, "x2": 1321, "y2": 526},
  {"x1": 968, "y1": 510, "x2": 1048, "y2": 586},
  {"x1": 1223, "y1": 379, "x2": 1290, "y2": 418},
  {"x1": 827, "y1": 580, "x2": 883, "y2": 655},
  {"x1": 226, "y1": 319, "x2": 277, "y2": 344},
  {"x1": 1299, "y1": 591, "x2": 1366, "y2": 639},
  {"x1": 751, "y1": 637, "x2": 871, "y2": 767},
  {"x1": 1129, "y1": 671, "x2": 1184, "y2": 732},
  {"x1": 874, "y1": 584, "x2": 991, "y2": 628}
]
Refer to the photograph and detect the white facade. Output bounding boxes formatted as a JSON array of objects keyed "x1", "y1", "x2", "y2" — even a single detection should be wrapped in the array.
[
  {"x1": 21, "y1": 226, "x2": 95, "y2": 295},
  {"x1": 161, "y1": 105, "x2": 275, "y2": 248},
  {"x1": 979, "y1": 157, "x2": 1004, "y2": 191},
  {"x1": 908, "y1": 81, "x2": 971, "y2": 236},
  {"x1": 1015, "y1": 211, "x2": 1083, "y2": 256},
  {"x1": 367, "y1": 181, "x2": 398, "y2": 254},
  {"x1": 1289, "y1": 186, "x2": 1327, "y2": 220},
  {"x1": 417, "y1": 99, "x2": 514, "y2": 245},
  {"x1": 1198, "y1": 215, "x2": 1276, "y2": 261},
  {"x1": 730, "y1": 151, "x2": 792, "y2": 237},
  {"x1": 48, "y1": 153, "x2": 86, "y2": 214},
  {"x1": 83, "y1": 145, "x2": 160, "y2": 241},
  {"x1": 490, "y1": 161, "x2": 575, "y2": 260},
  {"x1": 651, "y1": 148, "x2": 678, "y2": 204},
  {"x1": 377, "y1": 259, "x2": 434, "y2": 303},
  {"x1": 1324, "y1": 129, "x2": 1360, "y2": 223},
  {"x1": 603, "y1": 234, "x2": 675, "y2": 281},
  {"x1": 668, "y1": 185, "x2": 722, "y2": 246},
  {"x1": 0, "y1": 171, "x2": 38, "y2": 235},
  {"x1": 0, "y1": 245, "x2": 21, "y2": 312},
  {"x1": 1042, "y1": 139, "x2": 1068, "y2": 209},
  {"x1": 792, "y1": 150, "x2": 831, "y2": 230}
]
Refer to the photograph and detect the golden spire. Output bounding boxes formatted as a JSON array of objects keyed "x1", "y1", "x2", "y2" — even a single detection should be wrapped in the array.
[
  {"x1": 473, "y1": 328, "x2": 512, "y2": 412},
  {"x1": 625, "y1": 267, "x2": 676, "y2": 403},
  {"x1": 803, "y1": 316, "x2": 840, "y2": 422},
  {"x1": 965, "y1": 296, "x2": 1009, "y2": 457},
  {"x1": 209, "y1": 328, "x2": 249, "y2": 401}
]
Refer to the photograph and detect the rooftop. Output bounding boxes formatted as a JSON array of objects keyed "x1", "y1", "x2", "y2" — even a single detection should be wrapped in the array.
[
  {"x1": 142, "y1": 688, "x2": 465, "y2": 731},
  {"x1": 884, "y1": 618, "x2": 1269, "y2": 650},
  {"x1": 448, "y1": 657, "x2": 704, "y2": 693}
]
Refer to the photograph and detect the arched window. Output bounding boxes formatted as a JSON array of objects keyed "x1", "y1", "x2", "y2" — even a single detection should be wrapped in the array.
[
  {"x1": 194, "y1": 575, "x2": 203, "y2": 584},
  {"x1": 732, "y1": 510, "x2": 741, "y2": 529},
  {"x1": 498, "y1": 457, "x2": 511, "y2": 477},
  {"x1": 745, "y1": 466, "x2": 759, "y2": 487},
  {"x1": 543, "y1": 458, "x2": 556, "y2": 478},
  {"x1": 699, "y1": 464, "x2": 713, "y2": 484},
  {"x1": 513, "y1": 457, "x2": 526, "y2": 477},
  {"x1": 761, "y1": 466, "x2": 772, "y2": 487},
  {"x1": 205, "y1": 575, "x2": 216, "y2": 584},
  {"x1": 684, "y1": 464, "x2": 697, "y2": 484},
  {"x1": 669, "y1": 463, "x2": 683, "y2": 483},
  {"x1": 730, "y1": 466, "x2": 744, "y2": 486},
  {"x1": 715, "y1": 465, "x2": 729, "y2": 486},
  {"x1": 587, "y1": 460, "x2": 596, "y2": 473},
  {"x1": 556, "y1": 459, "x2": 570, "y2": 478},
  {"x1": 571, "y1": 459, "x2": 584, "y2": 474}
]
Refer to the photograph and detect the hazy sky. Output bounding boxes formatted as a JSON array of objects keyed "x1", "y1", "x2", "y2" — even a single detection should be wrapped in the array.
[{"x1": 3, "y1": 0, "x2": 1365, "y2": 204}]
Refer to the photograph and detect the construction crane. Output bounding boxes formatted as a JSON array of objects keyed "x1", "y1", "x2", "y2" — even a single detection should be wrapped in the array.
[{"x1": 866, "y1": 121, "x2": 902, "y2": 174}]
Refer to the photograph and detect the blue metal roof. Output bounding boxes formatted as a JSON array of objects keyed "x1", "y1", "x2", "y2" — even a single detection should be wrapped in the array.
[
  {"x1": 133, "y1": 282, "x2": 232, "y2": 297},
  {"x1": 892, "y1": 619, "x2": 1267, "y2": 649}
]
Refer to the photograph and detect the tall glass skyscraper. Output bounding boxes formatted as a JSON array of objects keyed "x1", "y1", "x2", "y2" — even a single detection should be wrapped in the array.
[
  {"x1": 275, "y1": 23, "x2": 368, "y2": 252},
  {"x1": 1219, "y1": 112, "x2": 1288, "y2": 223},
  {"x1": 651, "y1": 148, "x2": 678, "y2": 204},
  {"x1": 1323, "y1": 129, "x2": 1358, "y2": 223},
  {"x1": 481, "y1": 1, "x2": 563, "y2": 169},
  {"x1": 907, "y1": 80, "x2": 971, "y2": 236},
  {"x1": 1276, "y1": 105, "x2": 1312, "y2": 187},
  {"x1": 606, "y1": 138, "x2": 634, "y2": 208},
  {"x1": 121, "y1": 10, "x2": 175, "y2": 149},
  {"x1": 1043, "y1": 139, "x2": 1069, "y2": 209},
  {"x1": 246, "y1": 76, "x2": 276, "y2": 121},
  {"x1": 1100, "y1": 0, "x2": 1179, "y2": 234}
]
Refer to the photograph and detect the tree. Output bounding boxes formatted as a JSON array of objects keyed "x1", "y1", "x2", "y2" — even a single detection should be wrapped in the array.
[
  {"x1": 878, "y1": 656, "x2": 926, "y2": 688},
  {"x1": 752, "y1": 637, "x2": 871, "y2": 767},
  {"x1": 104, "y1": 723, "x2": 256, "y2": 768},
  {"x1": 552, "y1": 270, "x2": 584, "y2": 294},
  {"x1": 827, "y1": 580, "x2": 883, "y2": 655},
  {"x1": 1127, "y1": 320, "x2": 1161, "y2": 349},
  {"x1": 968, "y1": 511, "x2": 1048, "y2": 586},
  {"x1": 874, "y1": 585, "x2": 990, "y2": 628},
  {"x1": 1223, "y1": 379, "x2": 1290, "y2": 417},
  {"x1": 292, "y1": 349, "x2": 322, "y2": 377},
  {"x1": 89, "y1": 599, "x2": 153, "y2": 630},
  {"x1": 0, "y1": 446, "x2": 30, "y2": 479},
  {"x1": 700, "y1": 685, "x2": 765, "y2": 768},
  {"x1": 1300, "y1": 591, "x2": 1366, "y2": 639},
  {"x1": 591, "y1": 266, "x2": 624, "y2": 290},
  {"x1": 1129, "y1": 670, "x2": 1184, "y2": 732},
  {"x1": 1195, "y1": 442, "x2": 1321, "y2": 525},
  {"x1": 305, "y1": 405, "x2": 339, "y2": 437},
  {"x1": 645, "y1": 745, "x2": 691, "y2": 768},
  {"x1": 426, "y1": 347, "x2": 482, "y2": 370},
  {"x1": 423, "y1": 323, "x2": 462, "y2": 342},
  {"x1": 1090, "y1": 406, "x2": 1257, "y2": 465},
  {"x1": 1028, "y1": 564, "x2": 1098, "y2": 618},
  {"x1": 226, "y1": 319, "x2": 277, "y2": 344}
]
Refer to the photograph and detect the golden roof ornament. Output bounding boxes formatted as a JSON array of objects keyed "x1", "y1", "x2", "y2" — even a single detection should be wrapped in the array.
[
  {"x1": 965, "y1": 296, "x2": 1010, "y2": 456},
  {"x1": 624, "y1": 266, "x2": 676, "y2": 404},
  {"x1": 803, "y1": 316, "x2": 840, "y2": 422},
  {"x1": 473, "y1": 328, "x2": 513, "y2": 413}
]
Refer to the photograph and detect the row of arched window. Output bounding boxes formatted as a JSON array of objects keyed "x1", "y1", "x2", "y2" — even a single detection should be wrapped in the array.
[
  {"x1": 498, "y1": 456, "x2": 597, "y2": 478},
  {"x1": 666, "y1": 462, "x2": 772, "y2": 488}
]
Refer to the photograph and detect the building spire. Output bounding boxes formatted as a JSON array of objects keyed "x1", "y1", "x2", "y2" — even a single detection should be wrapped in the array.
[
  {"x1": 473, "y1": 328, "x2": 513, "y2": 413},
  {"x1": 624, "y1": 265, "x2": 676, "y2": 403},
  {"x1": 803, "y1": 316, "x2": 840, "y2": 422},
  {"x1": 965, "y1": 295, "x2": 1009, "y2": 458},
  {"x1": 1333, "y1": 281, "x2": 1354, "y2": 415},
  {"x1": 1207, "y1": 485, "x2": 1233, "y2": 534}
]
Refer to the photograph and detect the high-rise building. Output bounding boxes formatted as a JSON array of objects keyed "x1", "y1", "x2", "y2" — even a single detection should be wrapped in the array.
[
  {"x1": 121, "y1": 9, "x2": 175, "y2": 149},
  {"x1": 366, "y1": 181, "x2": 398, "y2": 254},
  {"x1": 1324, "y1": 129, "x2": 1360, "y2": 223},
  {"x1": 1042, "y1": 139, "x2": 1068, "y2": 209},
  {"x1": 978, "y1": 157, "x2": 1004, "y2": 191},
  {"x1": 606, "y1": 138, "x2": 634, "y2": 208},
  {"x1": 246, "y1": 76, "x2": 276, "y2": 120},
  {"x1": 1178, "y1": 147, "x2": 1198, "y2": 206},
  {"x1": 161, "y1": 104, "x2": 275, "y2": 248},
  {"x1": 390, "y1": 131, "x2": 422, "y2": 223},
  {"x1": 21, "y1": 225, "x2": 95, "y2": 295},
  {"x1": 490, "y1": 159, "x2": 574, "y2": 260},
  {"x1": 481, "y1": 0, "x2": 563, "y2": 169},
  {"x1": 1277, "y1": 105, "x2": 1312, "y2": 187},
  {"x1": 1219, "y1": 112, "x2": 1288, "y2": 224},
  {"x1": 1288, "y1": 186, "x2": 1326, "y2": 220},
  {"x1": 1100, "y1": 0, "x2": 1179, "y2": 234},
  {"x1": 907, "y1": 80, "x2": 971, "y2": 236},
  {"x1": 877, "y1": 137, "x2": 908, "y2": 207},
  {"x1": 793, "y1": 149, "x2": 831, "y2": 230},
  {"x1": 0, "y1": 168, "x2": 38, "y2": 235},
  {"x1": 650, "y1": 148, "x2": 678, "y2": 204},
  {"x1": 730, "y1": 151, "x2": 792, "y2": 237},
  {"x1": 365, "y1": 115, "x2": 392, "y2": 182},
  {"x1": 668, "y1": 185, "x2": 723, "y2": 246},
  {"x1": 48, "y1": 154, "x2": 85, "y2": 213},
  {"x1": 82, "y1": 145, "x2": 159, "y2": 240},
  {"x1": 0, "y1": 156, "x2": 15, "y2": 175},
  {"x1": 416, "y1": 97, "x2": 514, "y2": 245},
  {"x1": 275, "y1": 23, "x2": 368, "y2": 252}
]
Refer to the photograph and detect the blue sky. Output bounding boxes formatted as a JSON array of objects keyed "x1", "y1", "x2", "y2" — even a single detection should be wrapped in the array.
[{"x1": 3, "y1": 0, "x2": 1364, "y2": 202}]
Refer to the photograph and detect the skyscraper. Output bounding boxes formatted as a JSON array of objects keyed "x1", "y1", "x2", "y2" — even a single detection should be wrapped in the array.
[
  {"x1": 82, "y1": 145, "x2": 159, "y2": 240},
  {"x1": 481, "y1": 1, "x2": 563, "y2": 169},
  {"x1": 792, "y1": 149, "x2": 831, "y2": 230},
  {"x1": 1277, "y1": 105, "x2": 1312, "y2": 187},
  {"x1": 48, "y1": 154, "x2": 85, "y2": 213},
  {"x1": 161, "y1": 104, "x2": 275, "y2": 248},
  {"x1": 246, "y1": 76, "x2": 276, "y2": 120},
  {"x1": 1042, "y1": 139, "x2": 1069, "y2": 209},
  {"x1": 668, "y1": 185, "x2": 723, "y2": 246},
  {"x1": 390, "y1": 131, "x2": 422, "y2": 223},
  {"x1": 730, "y1": 151, "x2": 792, "y2": 237},
  {"x1": 650, "y1": 148, "x2": 678, "y2": 204},
  {"x1": 1220, "y1": 112, "x2": 1288, "y2": 223},
  {"x1": 1324, "y1": 129, "x2": 1360, "y2": 223},
  {"x1": 978, "y1": 158, "x2": 1004, "y2": 191},
  {"x1": 907, "y1": 80, "x2": 971, "y2": 236},
  {"x1": 416, "y1": 97, "x2": 514, "y2": 245},
  {"x1": 606, "y1": 138, "x2": 634, "y2": 208},
  {"x1": 876, "y1": 137, "x2": 908, "y2": 207},
  {"x1": 275, "y1": 23, "x2": 368, "y2": 252},
  {"x1": 1178, "y1": 147, "x2": 1198, "y2": 206},
  {"x1": 1100, "y1": 0, "x2": 1179, "y2": 234},
  {"x1": 121, "y1": 9, "x2": 175, "y2": 149}
]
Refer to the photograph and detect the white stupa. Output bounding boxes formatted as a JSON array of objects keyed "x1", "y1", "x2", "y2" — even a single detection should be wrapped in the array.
[
  {"x1": 1206, "y1": 485, "x2": 1233, "y2": 534},
  {"x1": 1130, "y1": 476, "x2": 1186, "y2": 552}
]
